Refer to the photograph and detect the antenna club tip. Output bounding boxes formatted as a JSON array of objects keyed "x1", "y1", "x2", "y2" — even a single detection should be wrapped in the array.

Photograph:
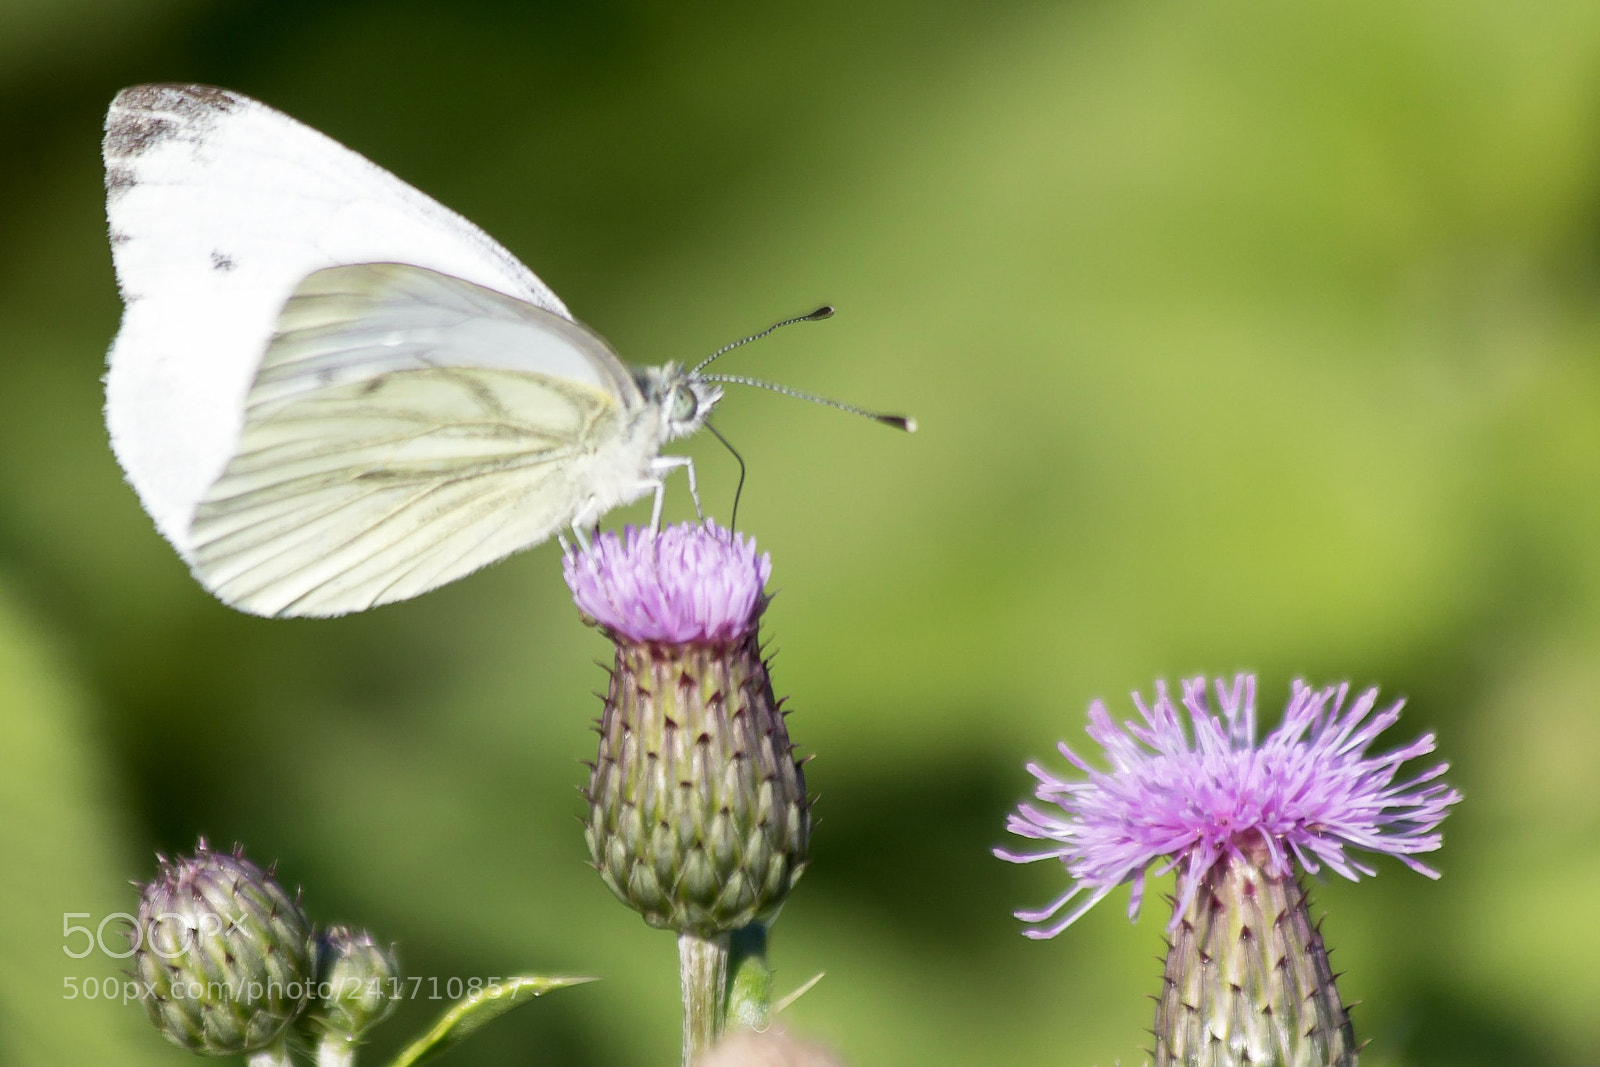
[
  {"x1": 806, "y1": 306, "x2": 835, "y2": 321},
  {"x1": 879, "y1": 414, "x2": 917, "y2": 433}
]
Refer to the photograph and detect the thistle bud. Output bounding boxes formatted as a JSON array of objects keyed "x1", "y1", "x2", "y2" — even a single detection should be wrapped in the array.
[
  {"x1": 565, "y1": 522, "x2": 809, "y2": 936},
  {"x1": 132, "y1": 840, "x2": 314, "y2": 1056},
  {"x1": 303, "y1": 925, "x2": 401, "y2": 1049}
]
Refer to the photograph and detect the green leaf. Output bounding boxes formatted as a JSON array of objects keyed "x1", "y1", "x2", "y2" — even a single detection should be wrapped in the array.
[
  {"x1": 383, "y1": 975, "x2": 595, "y2": 1067},
  {"x1": 725, "y1": 923, "x2": 772, "y2": 1033}
]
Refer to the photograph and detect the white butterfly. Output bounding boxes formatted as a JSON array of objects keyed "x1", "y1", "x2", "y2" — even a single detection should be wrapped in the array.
[{"x1": 103, "y1": 84, "x2": 902, "y2": 618}]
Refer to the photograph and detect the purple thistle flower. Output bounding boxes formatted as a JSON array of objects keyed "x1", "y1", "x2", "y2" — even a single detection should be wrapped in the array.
[
  {"x1": 565, "y1": 520, "x2": 808, "y2": 937},
  {"x1": 562, "y1": 521, "x2": 771, "y2": 645},
  {"x1": 999, "y1": 674, "x2": 1461, "y2": 939}
]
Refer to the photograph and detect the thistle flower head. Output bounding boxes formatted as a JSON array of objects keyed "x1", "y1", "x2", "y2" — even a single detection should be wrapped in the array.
[
  {"x1": 568, "y1": 521, "x2": 808, "y2": 935},
  {"x1": 132, "y1": 839, "x2": 314, "y2": 1055},
  {"x1": 999, "y1": 674, "x2": 1462, "y2": 938},
  {"x1": 563, "y1": 521, "x2": 771, "y2": 645}
]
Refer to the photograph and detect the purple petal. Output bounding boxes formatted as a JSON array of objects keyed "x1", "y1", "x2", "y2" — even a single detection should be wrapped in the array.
[
  {"x1": 563, "y1": 521, "x2": 770, "y2": 644},
  {"x1": 1001, "y1": 673, "x2": 1462, "y2": 938}
]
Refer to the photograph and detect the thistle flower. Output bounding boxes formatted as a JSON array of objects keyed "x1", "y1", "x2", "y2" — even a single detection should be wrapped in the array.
[
  {"x1": 566, "y1": 521, "x2": 809, "y2": 936},
  {"x1": 999, "y1": 675, "x2": 1461, "y2": 1066},
  {"x1": 132, "y1": 840, "x2": 314, "y2": 1057}
]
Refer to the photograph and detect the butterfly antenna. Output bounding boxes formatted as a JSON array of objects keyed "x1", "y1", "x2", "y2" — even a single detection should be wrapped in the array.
[
  {"x1": 690, "y1": 306, "x2": 836, "y2": 375},
  {"x1": 696, "y1": 374, "x2": 917, "y2": 432},
  {"x1": 704, "y1": 422, "x2": 747, "y2": 528}
]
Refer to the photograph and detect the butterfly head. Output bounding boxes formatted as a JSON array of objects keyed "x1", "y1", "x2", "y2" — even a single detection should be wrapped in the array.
[{"x1": 640, "y1": 364, "x2": 723, "y2": 443}]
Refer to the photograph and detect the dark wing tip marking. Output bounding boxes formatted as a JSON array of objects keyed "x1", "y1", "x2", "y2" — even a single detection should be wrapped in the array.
[
  {"x1": 113, "y1": 83, "x2": 242, "y2": 117},
  {"x1": 104, "y1": 84, "x2": 242, "y2": 160},
  {"x1": 104, "y1": 165, "x2": 136, "y2": 197},
  {"x1": 103, "y1": 114, "x2": 181, "y2": 159},
  {"x1": 210, "y1": 251, "x2": 237, "y2": 272},
  {"x1": 109, "y1": 230, "x2": 132, "y2": 247}
]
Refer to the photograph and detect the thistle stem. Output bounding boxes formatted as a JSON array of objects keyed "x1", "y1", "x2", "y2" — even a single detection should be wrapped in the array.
[
  {"x1": 679, "y1": 931, "x2": 729, "y2": 1066},
  {"x1": 246, "y1": 1040, "x2": 296, "y2": 1067},
  {"x1": 725, "y1": 923, "x2": 773, "y2": 1032}
]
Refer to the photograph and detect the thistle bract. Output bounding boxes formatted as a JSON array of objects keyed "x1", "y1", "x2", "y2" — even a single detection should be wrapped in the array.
[
  {"x1": 303, "y1": 925, "x2": 401, "y2": 1048},
  {"x1": 567, "y1": 522, "x2": 809, "y2": 935},
  {"x1": 132, "y1": 841, "x2": 314, "y2": 1056},
  {"x1": 1156, "y1": 838, "x2": 1354, "y2": 1066}
]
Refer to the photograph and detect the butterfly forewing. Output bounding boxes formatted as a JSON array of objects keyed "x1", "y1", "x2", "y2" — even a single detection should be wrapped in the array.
[
  {"x1": 104, "y1": 84, "x2": 573, "y2": 550},
  {"x1": 188, "y1": 263, "x2": 644, "y2": 617}
]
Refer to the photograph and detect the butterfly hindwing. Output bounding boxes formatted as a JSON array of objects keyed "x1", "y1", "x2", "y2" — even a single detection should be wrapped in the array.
[{"x1": 188, "y1": 264, "x2": 649, "y2": 617}]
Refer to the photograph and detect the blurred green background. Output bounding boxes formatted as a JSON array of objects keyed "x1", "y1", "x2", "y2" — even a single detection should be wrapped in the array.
[{"x1": 2, "y1": 0, "x2": 1599, "y2": 1064}]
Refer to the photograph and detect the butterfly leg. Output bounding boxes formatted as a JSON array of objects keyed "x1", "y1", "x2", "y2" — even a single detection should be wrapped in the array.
[
  {"x1": 685, "y1": 458, "x2": 702, "y2": 520},
  {"x1": 649, "y1": 482, "x2": 666, "y2": 531},
  {"x1": 647, "y1": 455, "x2": 701, "y2": 530}
]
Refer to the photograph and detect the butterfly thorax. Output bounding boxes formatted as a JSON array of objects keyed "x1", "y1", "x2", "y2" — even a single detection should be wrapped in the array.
[{"x1": 635, "y1": 363, "x2": 723, "y2": 444}]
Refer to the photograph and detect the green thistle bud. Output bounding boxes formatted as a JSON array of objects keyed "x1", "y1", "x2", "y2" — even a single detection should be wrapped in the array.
[
  {"x1": 303, "y1": 926, "x2": 401, "y2": 1050},
  {"x1": 589, "y1": 635, "x2": 807, "y2": 934},
  {"x1": 566, "y1": 523, "x2": 809, "y2": 936},
  {"x1": 132, "y1": 840, "x2": 314, "y2": 1056}
]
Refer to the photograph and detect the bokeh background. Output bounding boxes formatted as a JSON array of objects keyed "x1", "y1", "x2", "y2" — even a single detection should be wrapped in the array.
[{"x1": 3, "y1": 1, "x2": 1599, "y2": 1064}]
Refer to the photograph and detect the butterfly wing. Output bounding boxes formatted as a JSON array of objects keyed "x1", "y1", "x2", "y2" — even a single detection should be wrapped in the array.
[
  {"x1": 189, "y1": 263, "x2": 656, "y2": 617},
  {"x1": 103, "y1": 83, "x2": 571, "y2": 553}
]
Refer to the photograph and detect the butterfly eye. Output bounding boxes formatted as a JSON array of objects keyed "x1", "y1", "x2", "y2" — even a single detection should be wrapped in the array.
[{"x1": 670, "y1": 385, "x2": 698, "y2": 422}]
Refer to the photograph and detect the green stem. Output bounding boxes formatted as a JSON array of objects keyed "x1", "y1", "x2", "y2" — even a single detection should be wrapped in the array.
[
  {"x1": 678, "y1": 931, "x2": 729, "y2": 1066},
  {"x1": 246, "y1": 1039, "x2": 296, "y2": 1067},
  {"x1": 724, "y1": 923, "x2": 773, "y2": 1033}
]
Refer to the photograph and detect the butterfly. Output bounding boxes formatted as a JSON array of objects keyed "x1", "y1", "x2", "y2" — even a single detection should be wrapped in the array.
[{"x1": 102, "y1": 84, "x2": 910, "y2": 619}]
